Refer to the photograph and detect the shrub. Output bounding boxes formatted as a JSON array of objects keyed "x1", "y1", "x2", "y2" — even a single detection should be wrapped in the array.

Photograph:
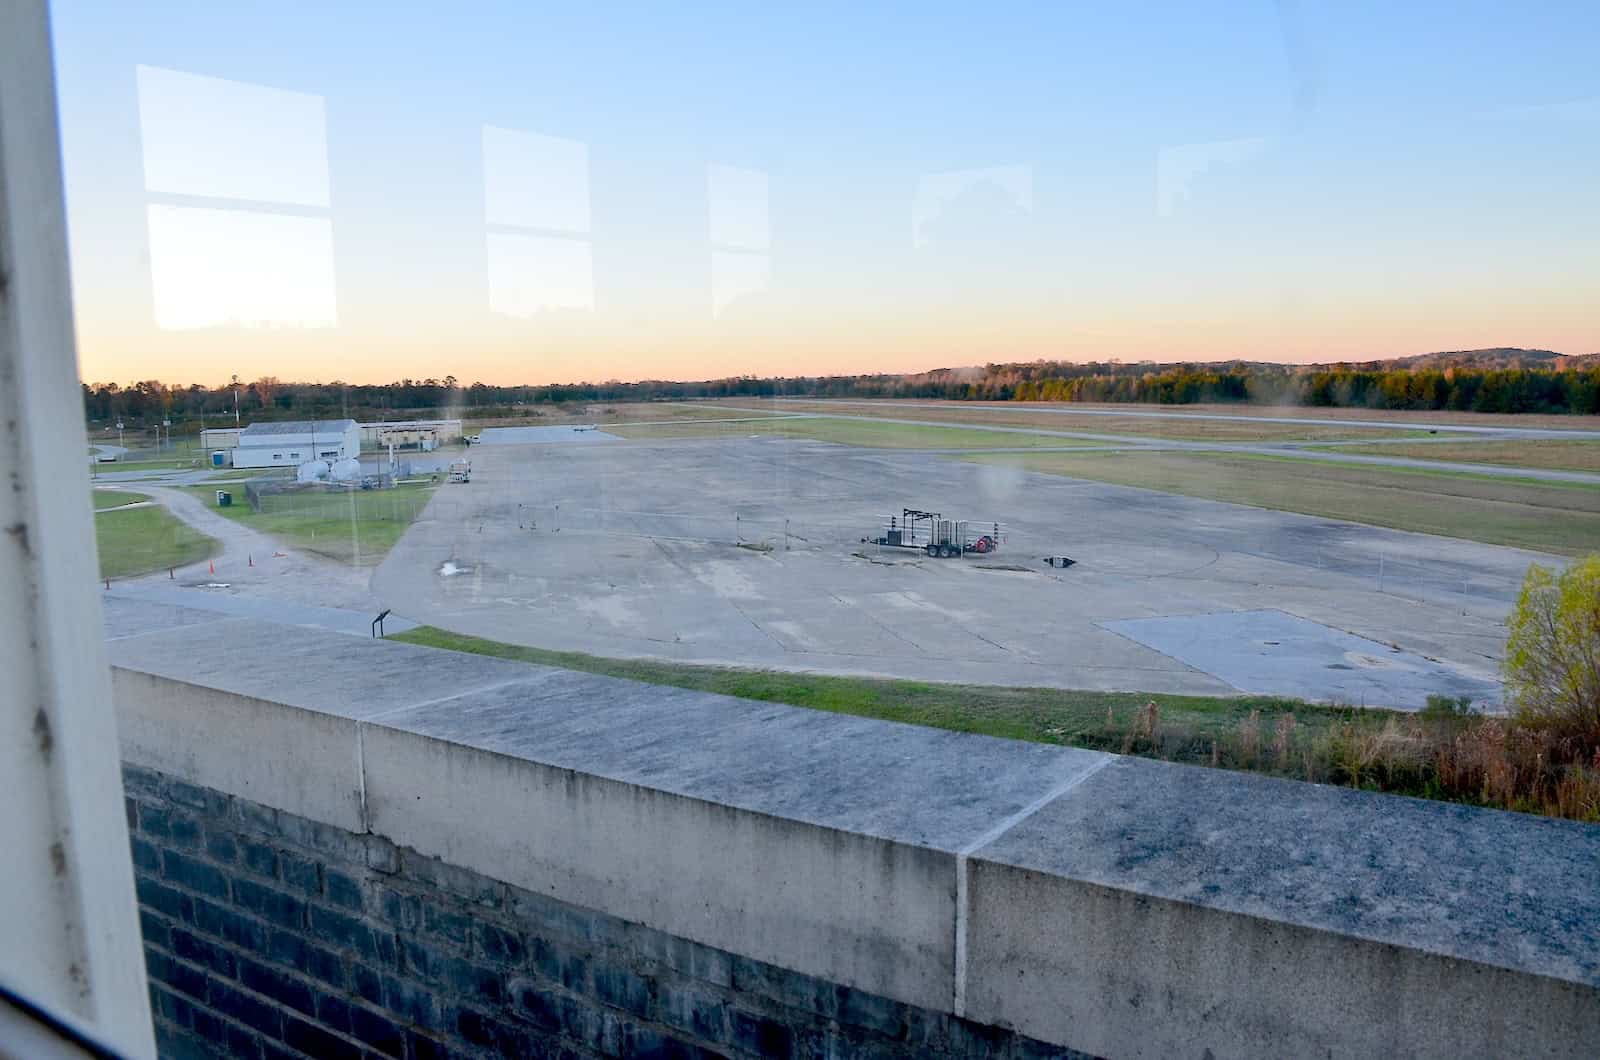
[
  {"x1": 1503, "y1": 556, "x2": 1600, "y2": 752},
  {"x1": 1420, "y1": 694, "x2": 1474, "y2": 720}
]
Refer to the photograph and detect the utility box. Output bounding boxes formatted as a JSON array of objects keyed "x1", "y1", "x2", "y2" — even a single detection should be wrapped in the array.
[{"x1": 216, "y1": 491, "x2": 232, "y2": 507}]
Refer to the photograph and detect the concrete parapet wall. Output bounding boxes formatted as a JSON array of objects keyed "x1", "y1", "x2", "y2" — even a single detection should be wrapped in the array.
[{"x1": 107, "y1": 601, "x2": 1600, "y2": 1058}]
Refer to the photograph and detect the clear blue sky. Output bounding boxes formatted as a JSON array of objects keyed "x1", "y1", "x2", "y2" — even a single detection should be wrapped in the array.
[{"x1": 51, "y1": 1, "x2": 1600, "y2": 385}]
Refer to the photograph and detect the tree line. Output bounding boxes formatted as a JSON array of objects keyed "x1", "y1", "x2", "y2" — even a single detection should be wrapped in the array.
[{"x1": 83, "y1": 361, "x2": 1599, "y2": 430}]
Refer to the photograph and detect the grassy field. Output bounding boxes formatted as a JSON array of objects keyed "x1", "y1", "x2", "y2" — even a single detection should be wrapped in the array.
[
  {"x1": 707, "y1": 400, "x2": 1434, "y2": 443},
  {"x1": 93, "y1": 488, "x2": 147, "y2": 510},
  {"x1": 394, "y1": 627, "x2": 1598, "y2": 820},
  {"x1": 95, "y1": 492, "x2": 218, "y2": 578},
  {"x1": 184, "y1": 481, "x2": 437, "y2": 565},
  {"x1": 90, "y1": 455, "x2": 207, "y2": 473},
  {"x1": 609, "y1": 415, "x2": 1095, "y2": 450},
  {"x1": 1312, "y1": 438, "x2": 1600, "y2": 472},
  {"x1": 708, "y1": 398, "x2": 1600, "y2": 433},
  {"x1": 959, "y1": 450, "x2": 1600, "y2": 555}
]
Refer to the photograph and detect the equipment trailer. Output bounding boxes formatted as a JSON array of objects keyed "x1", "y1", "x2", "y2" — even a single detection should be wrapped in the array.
[{"x1": 871, "y1": 508, "x2": 1001, "y2": 558}]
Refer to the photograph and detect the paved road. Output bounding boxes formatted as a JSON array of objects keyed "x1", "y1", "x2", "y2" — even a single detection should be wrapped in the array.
[{"x1": 104, "y1": 484, "x2": 415, "y2": 638}]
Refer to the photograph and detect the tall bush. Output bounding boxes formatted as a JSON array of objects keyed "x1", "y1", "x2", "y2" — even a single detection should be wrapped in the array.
[{"x1": 1504, "y1": 557, "x2": 1600, "y2": 749}]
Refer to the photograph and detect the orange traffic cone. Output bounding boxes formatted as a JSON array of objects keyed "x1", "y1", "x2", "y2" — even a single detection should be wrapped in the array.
[{"x1": 208, "y1": 560, "x2": 215, "y2": 575}]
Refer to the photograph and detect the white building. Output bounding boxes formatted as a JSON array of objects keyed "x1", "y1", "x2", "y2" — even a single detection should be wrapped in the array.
[
  {"x1": 357, "y1": 419, "x2": 464, "y2": 447},
  {"x1": 231, "y1": 419, "x2": 361, "y2": 470}
]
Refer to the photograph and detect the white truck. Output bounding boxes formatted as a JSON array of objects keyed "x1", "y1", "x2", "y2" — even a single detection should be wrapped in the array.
[{"x1": 448, "y1": 460, "x2": 471, "y2": 484}]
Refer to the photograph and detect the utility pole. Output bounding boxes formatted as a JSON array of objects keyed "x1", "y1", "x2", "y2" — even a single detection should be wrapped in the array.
[{"x1": 232, "y1": 373, "x2": 240, "y2": 427}]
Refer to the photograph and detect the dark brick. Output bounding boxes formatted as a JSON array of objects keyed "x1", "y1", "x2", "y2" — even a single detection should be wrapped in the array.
[
  {"x1": 224, "y1": 1020, "x2": 265, "y2": 1060},
  {"x1": 324, "y1": 868, "x2": 365, "y2": 911},
  {"x1": 508, "y1": 887, "x2": 595, "y2": 948},
  {"x1": 139, "y1": 908, "x2": 172, "y2": 951},
  {"x1": 187, "y1": 1004, "x2": 224, "y2": 1046},
  {"x1": 530, "y1": 936, "x2": 587, "y2": 992},
  {"x1": 315, "y1": 991, "x2": 354, "y2": 1034},
  {"x1": 347, "y1": 1004, "x2": 406, "y2": 1057},
  {"x1": 283, "y1": 1016, "x2": 363, "y2": 1060},
  {"x1": 309, "y1": 904, "x2": 382, "y2": 962},
  {"x1": 164, "y1": 811, "x2": 202, "y2": 849},
  {"x1": 137, "y1": 876, "x2": 189, "y2": 921},
  {"x1": 172, "y1": 927, "x2": 237, "y2": 978},
  {"x1": 259, "y1": 1042, "x2": 299, "y2": 1060},
  {"x1": 144, "y1": 949, "x2": 208, "y2": 1001},
  {"x1": 149, "y1": 984, "x2": 186, "y2": 1026},
  {"x1": 593, "y1": 964, "x2": 654, "y2": 1020},
  {"x1": 506, "y1": 977, "x2": 562, "y2": 1033},
  {"x1": 281, "y1": 852, "x2": 320, "y2": 895},
  {"x1": 732, "y1": 1011, "x2": 792, "y2": 1058},
  {"x1": 422, "y1": 903, "x2": 470, "y2": 946},
  {"x1": 239, "y1": 839, "x2": 278, "y2": 878},
  {"x1": 138, "y1": 804, "x2": 172, "y2": 839},
  {"x1": 381, "y1": 974, "x2": 438, "y2": 1029},
  {"x1": 732, "y1": 955, "x2": 835, "y2": 1020},
  {"x1": 274, "y1": 813, "x2": 366, "y2": 864},
  {"x1": 233, "y1": 878, "x2": 306, "y2": 930},
  {"x1": 205, "y1": 830, "x2": 238, "y2": 864},
  {"x1": 125, "y1": 796, "x2": 138, "y2": 831},
  {"x1": 351, "y1": 963, "x2": 384, "y2": 1006},
  {"x1": 400, "y1": 852, "x2": 503, "y2": 908},
  {"x1": 267, "y1": 928, "x2": 345, "y2": 988},
  {"x1": 161, "y1": 849, "x2": 228, "y2": 898},
  {"x1": 209, "y1": 981, "x2": 283, "y2": 1038},
  {"x1": 407, "y1": 1029, "x2": 451, "y2": 1060},
  {"x1": 624, "y1": 1024, "x2": 721, "y2": 1060},
  {"x1": 474, "y1": 920, "x2": 526, "y2": 964},
  {"x1": 154, "y1": 1023, "x2": 212, "y2": 1060},
  {"x1": 658, "y1": 984, "x2": 727, "y2": 1042},
  {"x1": 163, "y1": 776, "x2": 221, "y2": 813},
  {"x1": 238, "y1": 957, "x2": 315, "y2": 1016},
  {"x1": 376, "y1": 887, "x2": 422, "y2": 932},
  {"x1": 191, "y1": 895, "x2": 269, "y2": 953},
  {"x1": 836, "y1": 986, "x2": 909, "y2": 1040},
  {"x1": 129, "y1": 835, "x2": 160, "y2": 875},
  {"x1": 235, "y1": 799, "x2": 278, "y2": 835},
  {"x1": 402, "y1": 938, "x2": 502, "y2": 1006},
  {"x1": 455, "y1": 1006, "x2": 532, "y2": 1054}
]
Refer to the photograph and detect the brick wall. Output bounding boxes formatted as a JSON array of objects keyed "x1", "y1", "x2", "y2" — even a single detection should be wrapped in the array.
[{"x1": 124, "y1": 765, "x2": 1078, "y2": 1059}]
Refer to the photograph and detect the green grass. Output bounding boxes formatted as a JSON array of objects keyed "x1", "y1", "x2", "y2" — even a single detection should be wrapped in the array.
[
  {"x1": 184, "y1": 481, "x2": 437, "y2": 565},
  {"x1": 711, "y1": 400, "x2": 1437, "y2": 443},
  {"x1": 393, "y1": 626, "x2": 1600, "y2": 821},
  {"x1": 96, "y1": 495, "x2": 218, "y2": 578},
  {"x1": 609, "y1": 415, "x2": 1095, "y2": 450},
  {"x1": 1307, "y1": 437, "x2": 1600, "y2": 473},
  {"x1": 394, "y1": 626, "x2": 1350, "y2": 749},
  {"x1": 93, "y1": 488, "x2": 147, "y2": 510},
  {"x1": 957, "y1": 449, "x2": 1600, "y2": 555}
]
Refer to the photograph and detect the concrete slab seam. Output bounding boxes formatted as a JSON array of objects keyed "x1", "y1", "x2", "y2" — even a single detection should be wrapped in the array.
[{"x1": 951, "y1": 755, "x2": 1115, "y2": 1017}]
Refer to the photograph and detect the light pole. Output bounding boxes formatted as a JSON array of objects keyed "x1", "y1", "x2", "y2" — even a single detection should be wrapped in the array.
[
  {"x1": 116, "y1": 420, "x2": 123, "y2": 450},
  {"x1": 162, "y1": 418, "x2": 170, "y2": 453}
]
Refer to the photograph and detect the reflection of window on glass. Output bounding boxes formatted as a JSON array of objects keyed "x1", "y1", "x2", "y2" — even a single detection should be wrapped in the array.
[
  {"x1": 482, "y1": 127, "x2": 593, "y2": 317},
  {"x1": 707, "y1": 164, "x2": 769, "y2": 318},
  {"x1": 136, "y1": 66, "x2": 337, "y2": 330}
]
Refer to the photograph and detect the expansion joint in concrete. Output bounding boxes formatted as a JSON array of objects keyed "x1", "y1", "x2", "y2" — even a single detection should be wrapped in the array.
[{"x1": 951, "y1": 755, "x2": 1114, "y2": 1018}]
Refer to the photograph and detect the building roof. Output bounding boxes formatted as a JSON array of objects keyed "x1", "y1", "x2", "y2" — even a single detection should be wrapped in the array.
[{"x1": 238, "y1": 419, "x2": 358, "y2": 439}]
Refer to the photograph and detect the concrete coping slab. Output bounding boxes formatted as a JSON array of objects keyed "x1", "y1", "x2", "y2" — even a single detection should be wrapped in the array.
[{"x1": 108, "y1": 617, "x2": 1600, "y2": 1055}]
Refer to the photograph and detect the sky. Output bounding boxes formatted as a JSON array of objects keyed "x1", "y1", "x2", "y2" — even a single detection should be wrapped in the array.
[{"x1": 50, "y1": 0, "x2": 1600, "y2": 387}]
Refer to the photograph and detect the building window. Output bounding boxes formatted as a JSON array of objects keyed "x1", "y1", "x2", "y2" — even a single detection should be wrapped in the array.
[{"x1": 482, "y1": 127, "x2": 593, "y2": 316}]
